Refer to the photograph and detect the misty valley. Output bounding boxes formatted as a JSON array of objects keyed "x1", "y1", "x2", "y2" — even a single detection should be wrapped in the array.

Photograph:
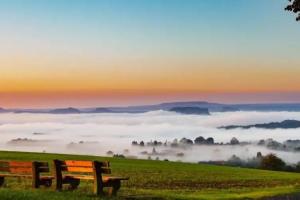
[{"x1": 1, "y1": 109, "x2": 300, "y2": 168}]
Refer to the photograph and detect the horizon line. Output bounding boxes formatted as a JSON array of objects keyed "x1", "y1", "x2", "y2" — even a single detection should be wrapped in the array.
[{"x1": 2, "y1": 100, "x2": 300, "y2": 110}]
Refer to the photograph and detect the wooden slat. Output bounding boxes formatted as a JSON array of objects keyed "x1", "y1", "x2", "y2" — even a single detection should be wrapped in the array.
[
  {"x1": 64, "y1": 174, "x2": 94, "y2": 180},
  {"x1": 10, "y1": 167, "x2": 32, "y2": 174},
  {"x1": 36, "y1": 162, "x2": 49, "y2": 167},
  {"x1": 0, "y1": 161, "x2": 9, "y2": 167},
  {"x1": 40, "y1": 176, "x2": 54, "y2": 180},
  {"x1": 35, "y1": 162, "x2": 50, "y2": 173},
  {"x1": 101, "y1": 161, "x2": 110, "y2": 168},
  {"x1": 65, "y1": 160, "x2": 93, "y2": 167},
  {"x1": 66, "y1": 167, "x2": 93, "y2": 173},
  {"x1": 101, "y1": 167, "x2": 111, "y2": 174},
  {"x1": 38, "y1": 167, "x2": 50, "y2": 173},
  {"x1": 0, "y1": 167, "x2": 10, "y2": 172},
  {"x1": 9, "y1": 161, "x2": 32, "y2": 168},
  {"x1": 0, "y1": 173, "x2": 32, "y2": 178}
]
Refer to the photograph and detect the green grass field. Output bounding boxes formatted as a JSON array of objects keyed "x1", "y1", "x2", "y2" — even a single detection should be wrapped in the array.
[{"x1": 0, "y1": 151, "x2": 300, "y2": 200}]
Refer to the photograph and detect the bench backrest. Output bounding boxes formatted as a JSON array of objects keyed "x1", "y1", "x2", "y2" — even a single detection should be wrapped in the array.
[
  {"x1": 53, "y1": 160, "x2": 111, "y2": 174},
  {"x1": 0, "y1": 161, "x2": 50, "y2": 175}
]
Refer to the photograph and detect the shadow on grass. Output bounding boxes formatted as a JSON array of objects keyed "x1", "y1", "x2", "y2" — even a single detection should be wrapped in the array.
[
  {"x1": 261, "y1": 192, "x2": 300, "y2": 200},
  {"x1": 122, "y1": 196, "x2": 166, "y2": 200}
]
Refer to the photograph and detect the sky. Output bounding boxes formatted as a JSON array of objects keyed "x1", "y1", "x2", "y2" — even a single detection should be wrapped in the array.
[{"x1": 1, "y1": 0, "x2": 300, "y2": 108}]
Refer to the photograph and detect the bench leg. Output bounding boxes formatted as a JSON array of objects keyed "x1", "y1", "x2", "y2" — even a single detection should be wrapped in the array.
[
  {"x1": 0, "y1": 177, "x2": 4, "y2": 187},
  {"x1": 68, "y1": 179, "x2": 80, "y2": 190},
  {"x1": 32, "y1": 161, "x2": 40, "y2": 189},
  {"x1": 93, "y1": 161, "x2": 105, "y2": 196},
  {"x1": 39, "y1": 179, "x2": 52, "y2": 188},
  {"x1": 44, "y1": 179, "x2": 52, "y2": 188},
  {"x1": 108, "y1": 181, "x2": 121, "y2": 197},
  {"x1": 94, "y1": 182, "x2": 104, "y2": 196},
  {"x1": 55, "y1": 179, "x2": 63, "y2": 191},
  {"x1": 32, "y1": 176, "x2": 41, "y2": 189},
  {"x1": 53, "y1": 159, "x2": 63, "y2": 191}
]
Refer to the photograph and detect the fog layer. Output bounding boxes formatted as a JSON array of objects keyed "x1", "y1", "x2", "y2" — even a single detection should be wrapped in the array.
[{"x1": 0, "y1": 111, "x2": 300, "y2": 163}]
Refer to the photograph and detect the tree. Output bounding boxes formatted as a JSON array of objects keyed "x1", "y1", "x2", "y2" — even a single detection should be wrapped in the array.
[
  {"x1": 194, "y1": 136, "x2": 205, "y2": 144},
  {"x1": 227, "y1": 155, "x2": 243, "y2": 166},
  {"x1": 286, "y1": 0, "x2": 300, "y2": 21},
  {"x1": 296, "y1": 162, "x2": 300, "y2": 172},
  {"x1": 260, "y1": 154, "x2": 286, "y2": 171},
  {"x1": 230, "y1": 137, "x2": 239, "y2": 145},
  {"x1": 206, "y1": 137, "x2": 214, "y2": 145}
]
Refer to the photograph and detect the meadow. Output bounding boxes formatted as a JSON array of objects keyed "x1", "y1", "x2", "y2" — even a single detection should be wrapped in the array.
[{"x1": 0, "y1": 151, "x2": 300, "y2": 200}]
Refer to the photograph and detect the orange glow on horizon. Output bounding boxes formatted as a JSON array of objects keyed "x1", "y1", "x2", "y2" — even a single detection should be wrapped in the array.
[
  {"x1": 1, "y1": 90, "x2": 300, "y2": 109},
  {"x1": 2, "y1": 46, "x2": 300, "y2": 109}
]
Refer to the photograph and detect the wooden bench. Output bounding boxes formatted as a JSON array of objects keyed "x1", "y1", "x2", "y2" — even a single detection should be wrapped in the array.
[
  {"x1": 53, "y1": 160, "x2": 129, "y2": 196},
  {"x1": 0, "y1": 161, "x2": 53, "y2": 188}
]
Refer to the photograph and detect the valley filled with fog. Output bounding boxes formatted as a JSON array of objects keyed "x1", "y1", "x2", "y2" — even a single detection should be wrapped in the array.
[{"x1": 0, "y1": 111, "x2": 300, "y2": 164}]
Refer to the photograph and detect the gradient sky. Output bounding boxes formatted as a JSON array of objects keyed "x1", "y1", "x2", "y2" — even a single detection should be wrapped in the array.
[{"x1": 1, "y1": 0, "x2": 300, "y2": 108}]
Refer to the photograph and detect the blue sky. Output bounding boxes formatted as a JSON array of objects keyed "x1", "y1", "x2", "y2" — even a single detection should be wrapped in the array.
[
  {"x1": 1, "y1": 0, "x2": 298, "y2": 59},
  {"x1": 0, "y1": 0, "x2": 300, "y2": 107}
]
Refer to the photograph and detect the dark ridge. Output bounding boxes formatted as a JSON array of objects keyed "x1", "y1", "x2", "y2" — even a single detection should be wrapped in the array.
[
  {"x1": 49, "y1": 107, "x2": 81, "y2": 114},
  {"x1": 169, "y1": 107, "x2": 210, "y2": 115},
  {"x1": 219, "y1": 120, "x2": 300, "y2": 130},
  {"x1": 221, "y1": 106, "x2": 240, "y2": 112},
  {"x1": 89, "y1": 107, "x2": 114, "y2": 113},
  {"x1": 0, "y1": 108, "x2": 7, "y2": 113}
]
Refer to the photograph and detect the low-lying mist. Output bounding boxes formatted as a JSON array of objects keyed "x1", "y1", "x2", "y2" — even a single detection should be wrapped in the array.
[{"x1": 0, "y1": 111, "x2": 300, "y2": 163}]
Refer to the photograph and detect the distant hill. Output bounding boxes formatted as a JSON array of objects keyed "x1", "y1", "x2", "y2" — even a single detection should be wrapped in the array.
[
  {"x1": 231, "y1": 103, "x2": 300, "y2": 112},
  {"x1": 89, "y1": 108, "x2": 114, "y2": 113},
  {"x1": 169, "y1": 107, "x2": 210, "y2": 115},
  {"x1": 2, "y1": 101, "x2": 300, "y2": 114},
  {"x1": 221, "y1": 106, "x2": 240, "y2": 112},
  {"x1": 0, "y1": 108, "x2": 7, "y2": 113},
  {"x1": 219, "y1": 120, "x2": 300, "y2": 130},
  {"x1": 105, "y1": 102, "x2": 300, "y2": 113},
  {"x1": 49, "y1": 107, "x2": 81, "y2": 114},
  {"x1": 104, "y1": 101, "x2": 223, "y2": 113}
]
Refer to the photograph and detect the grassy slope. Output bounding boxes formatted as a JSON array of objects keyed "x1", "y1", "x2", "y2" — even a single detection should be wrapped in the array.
[{"x1": 0, "y1": 151, "x2": 299, "y2": 199}]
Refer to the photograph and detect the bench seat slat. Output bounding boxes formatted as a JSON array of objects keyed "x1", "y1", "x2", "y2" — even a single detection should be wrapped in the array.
[
  {"x1": 10, "y1": 167, "x2": 32, "y2": 174},
  {"x1": 0, "y1": 174, "x2": 54, "y2": 180},
  {"x1": 0, "y1": 173, "x2": 32, "y2": 178},
  {"x1": 61, "y1": 166, "x2": 110, "y2": 173},
  {"x1": 0, "y1": 173, "x2": 53, "y2": 177},
  {"x1": 0, "y1": 167, "x2": 10, "y2": 172},
  {"x1": 0, "y1": 161, "x2": 9, "y2": 167},
  {"x1": 36, "y1": 162, "x2": 49, "y2": 167},
  {"x1": 40, "y1": 176, "x2": 54, "y2": 180},
  {"x1": 38, "y1": 167, "x2": 50, "y2": 173},
  {"x1": 64, "y1": 174, "x2": 94, "y2": 180},
  {"x1": 66, "y1": 167, "x2": 93, "y2": 173},
  {"x1": 65, "y1": 160, "x2": 93, "y2": 167},
  {"x1": 9, "y1": 161, "x2": 32, "y2": 167},
  {"x1": 101, "y1": 167, "x2": 111, "y2": 174}
]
